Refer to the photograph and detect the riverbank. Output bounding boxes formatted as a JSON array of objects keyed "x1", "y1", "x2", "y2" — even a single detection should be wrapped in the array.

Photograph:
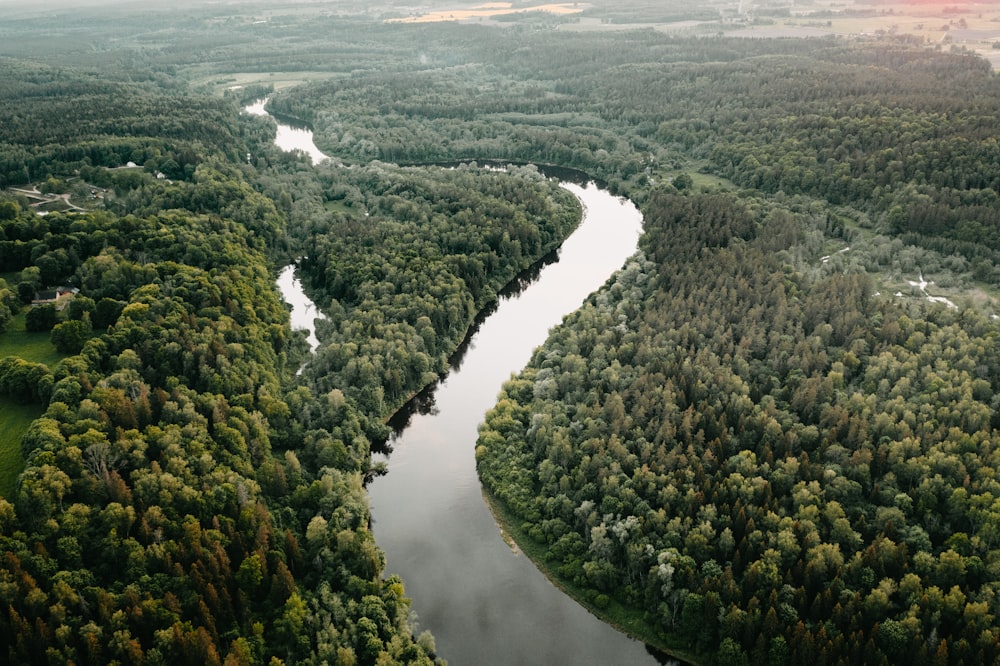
[
  {"x1": 367, "y1": 178, "x2": 654, "y2": 664},
  {"x1": 481, "y1": 484, "x2": 702, "y2": 666}
]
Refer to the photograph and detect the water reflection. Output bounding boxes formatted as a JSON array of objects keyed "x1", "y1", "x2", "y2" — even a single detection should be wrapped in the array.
[
  {"x1": 245, "y1": 98, "x2": 331, "y2": 166},
  {"x1": 386, "y1": 245, "x2": 561, "y2": 439},
  {"x1": 276, "y1": 263, "x2": 327, "y2": 376},
  {"x1": 369, "y1": 178, "x2": 668, "y2": 665}
]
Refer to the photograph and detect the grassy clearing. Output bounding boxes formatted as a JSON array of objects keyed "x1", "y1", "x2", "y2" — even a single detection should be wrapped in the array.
[
  {"x1": 0, "y1": 398, "x2": 41, "y2": 499},
  {"x1": 481, "y1": 485, "x2": 704, "y2": 665},
  {"x1": 0, "y1": 311, "x2": 64, "y2": 367},
  {"x1": 0, "y1": 310, "x2": 63, "y2": 499},
  {"x1": 187, "y1": 70, "x2": 342, "y2": 96},
  {"x1": 323, "y1": 200, "x2": 364, "y2": 216},
  {"x1": 653, "y1": 164, "x2": 735, "y2": 193},
  {"x1": 689, "y1": 171, "x2": 734, "y2": 191}
]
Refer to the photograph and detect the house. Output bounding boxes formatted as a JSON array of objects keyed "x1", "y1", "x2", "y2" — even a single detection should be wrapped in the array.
[{"x1": 31, "y1": 286, "x2": 78, "y2": 310}]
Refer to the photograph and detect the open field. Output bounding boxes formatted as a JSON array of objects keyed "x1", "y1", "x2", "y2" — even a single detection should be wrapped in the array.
[
  {"x1": 0, "y1": 399, "x2": 40, "y2": 499},
  {"x1": 554, "y1": 1, "x2": 1000, "y2": 68},
  {"x1": 747, "y1": 1, "x2": 1000, "y2": 62},
  {"x1": 387, "y1": 1, "x2": 586, "y2": 23},
  {"x1": 0, "y1": 313, "x2": 64, "y2": 367}
]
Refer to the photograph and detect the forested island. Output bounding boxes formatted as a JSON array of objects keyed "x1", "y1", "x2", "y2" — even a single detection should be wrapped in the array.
[{"x1": 2, "y1": 0, "x2": 1000, "y2": 664}]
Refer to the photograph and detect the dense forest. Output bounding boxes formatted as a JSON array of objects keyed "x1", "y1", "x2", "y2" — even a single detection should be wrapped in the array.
[
  {"x1": 2, "y1": 0, "x2": 1000, "y2": 664},
  {"x1": 478, "y1": 191, "x2": 1000, "y2": 664},
  {"x1": 291, "y1": 164, "x2": 580, "y2": 416},
  {"x1": 0, "y1": 41, "x2": 581, "y2": 666},
  {"x1": 0, "y1": 159, "x2": 453, "y2": 663},
  {"x1": 266, "y1": 27, "x2": 1000, "y2": 284}
]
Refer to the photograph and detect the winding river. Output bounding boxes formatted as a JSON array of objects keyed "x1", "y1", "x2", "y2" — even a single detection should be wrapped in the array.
[
  {"x1": 245, "y1": 97, "x2": 330, "y2": 166},
  {"x1": 252, "y1": 100, "x2": 670, "y2": 665}
]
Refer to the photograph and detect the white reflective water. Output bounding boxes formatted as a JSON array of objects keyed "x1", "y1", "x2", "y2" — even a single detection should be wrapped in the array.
[
  {"x1": 276, "y1": 264, "x2": 326, "y2": 356},
  {"x1": 245, "y1": 98, "x2": 330, "y2": 166}
]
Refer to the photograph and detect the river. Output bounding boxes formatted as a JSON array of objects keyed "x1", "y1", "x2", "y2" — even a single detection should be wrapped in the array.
[
  {"x1": 276, "y1": 264, "x2": 327, "y2": 374},
  {"x1": 368, "y1": 179, "x2": 668, "y2": 665},
  {"x1": 253, "y1": 100, "x2": 671, "y2": 665},
  {"x1": 245, "y1": 97, "x2": 330, "y2": 166}
]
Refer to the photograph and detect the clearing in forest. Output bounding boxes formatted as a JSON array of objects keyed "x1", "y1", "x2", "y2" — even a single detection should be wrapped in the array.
[{"x1": 387, "y1": 2, "x2": 585, "y2": 23}]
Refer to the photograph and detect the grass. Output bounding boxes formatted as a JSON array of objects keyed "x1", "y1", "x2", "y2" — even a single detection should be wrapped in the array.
[
  {"x1": 186, "y1": 70, "x2": 343, "y2": 96},
  {"x1": 689, "y1": 171, "x2": 734, "y2": 191},
  {"x1": 0, "y1": 398, "x2": 41, "y2": 499},
  {"x1": 0, "y1": 309, "x2": 65, "y2": 499},
  {"x1": 323, "y1": 199, "x2": 363, "y2": 216},
  {"x1": 0, "y1": 311, "x2": 64, "y2": 367},
  {"x1": 653, "y1": 164, "x2": 735, "y2": 193},
  {"x1": 481, "y1": 485, "x2": 705, "y2": 666}
]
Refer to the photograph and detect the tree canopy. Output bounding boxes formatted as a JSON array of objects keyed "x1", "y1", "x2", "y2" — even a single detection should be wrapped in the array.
[{"x1": 3, "y1": 2, "x2": 1000, "y2": 664}]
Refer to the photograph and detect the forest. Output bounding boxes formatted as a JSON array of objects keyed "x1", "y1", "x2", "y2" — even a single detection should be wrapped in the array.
[
  {"x1": 0, "y1": 155, "x2": 456, "y2": 663},
  {"x1": 479, "y1": 190, "x2": 1000, "y2": 664},
  {"x1": 1, "y1": 0, "x2": 1000, "y2": 664}
]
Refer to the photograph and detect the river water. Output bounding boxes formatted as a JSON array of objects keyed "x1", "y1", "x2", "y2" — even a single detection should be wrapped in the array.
[
  {"x1": 276, "y1": 264, "x2": 326, "y2": 373},
  {"x1": 245, "y1": 97, "x2": 330, "y2": 166},
  {"x1": 254, "y1": 101, "x2": 670, "y2": 664},
  {"x1": 368, "y1": 180, "x2": 667, "y2": 665}
]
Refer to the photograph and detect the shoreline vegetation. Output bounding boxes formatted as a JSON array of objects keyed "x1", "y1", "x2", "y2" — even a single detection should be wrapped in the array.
[
  {"x1": 481, "y1": 483, "x2": 704, "y2": 665},
  {"x1": 476, "y1": 188, "x2": 1000, "y2": 664}
]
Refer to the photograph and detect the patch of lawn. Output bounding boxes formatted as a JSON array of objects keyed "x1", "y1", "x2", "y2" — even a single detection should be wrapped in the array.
[
  {"x1": 0, "y1": 398, "x2": 42, "y2": 499},
  {"x1": 0, "y1": 310, "x2": 65, "y2": 367},
  {"x1": 689, "y1": 171, "x2": 734, "y2": 190}
]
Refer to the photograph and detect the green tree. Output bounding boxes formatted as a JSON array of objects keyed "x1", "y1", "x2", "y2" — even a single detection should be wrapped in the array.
[
  {"x1": 25, "y1": 303, "x2": 57, "y2": 332},
  {"x1": 673, "y1": 172, "x2": 694, "y2": 191},
  {"x1": 51, "y1": 319, "x2": 91, "y2": 354}
]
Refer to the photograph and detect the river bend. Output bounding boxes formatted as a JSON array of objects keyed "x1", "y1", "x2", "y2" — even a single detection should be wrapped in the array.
[
  {"x1": 253, "y1": 100, "x2": 667, "y2": 664},
  {"x1": 367, "y1": 179, "x2": 662, "y2": 665}
]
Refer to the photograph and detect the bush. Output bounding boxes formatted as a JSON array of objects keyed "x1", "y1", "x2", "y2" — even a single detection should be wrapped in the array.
[
  {"x1": 51, "y1": 319, "x2": 91, "y2": 354},
  {"x1": 67, "y1": 296, "x2": 95, "y2": 321},
  {"x1": 17, "y1": 282, "x2": 35, "y2": 305},
  {"x1": 25, "y1": 304, "x2": 57, "y2": 332},
  {"x1": 0, "y1": 301, "x2": 11, "y2": 334},
  {"x1": 0, "y1": 357, "x2": 53, "y2": 404}
]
